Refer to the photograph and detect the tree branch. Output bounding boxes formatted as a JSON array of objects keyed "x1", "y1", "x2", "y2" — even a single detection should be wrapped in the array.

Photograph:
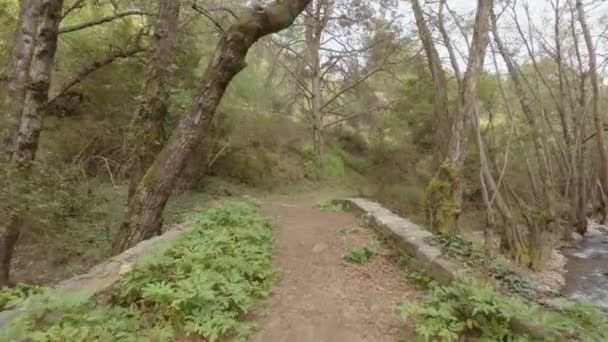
[
  {"x1": 192, "y1": 3, "x2": 225, "y2": 33},
  {"x1": 48, "y1": 45, "x2": 146, "y2": 104},
  {"x1": 59, "y1": 10, "x2": 153, "y2": 34},
  {"x1": 321, "y1": 65, "x2": 384, "y2": 110},
  {"x1": 61, "y1": 0, "x2": 87, "y2": 20}
]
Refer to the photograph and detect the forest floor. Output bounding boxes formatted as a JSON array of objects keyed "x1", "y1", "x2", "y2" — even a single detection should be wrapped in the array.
[{"x1": 248, "y1": 191, "x2": 420, "y2": 342}]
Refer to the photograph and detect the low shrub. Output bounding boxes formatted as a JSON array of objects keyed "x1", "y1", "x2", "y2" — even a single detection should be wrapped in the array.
[
  {"x1": 0, "y1": 284, "x2": 45, "y2": 311},
  {"x1": 1, "y1": 202, "x2": 275, "y2": 342},
  {"x1": 399, "y1": 278, "x2": 608, "y2": 341},
  {"x1": 344, "y1": 241, "x2": 379, "y2": 265}
]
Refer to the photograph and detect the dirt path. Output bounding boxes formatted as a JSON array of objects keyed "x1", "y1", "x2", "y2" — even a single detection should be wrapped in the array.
[{"x1": 249, "y1": 192, "x2": 419, "y2": 342}]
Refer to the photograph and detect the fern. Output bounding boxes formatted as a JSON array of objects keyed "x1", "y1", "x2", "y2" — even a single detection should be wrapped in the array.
[
  {"x1": 0, "y1": 202, "x2": 274, "y2": 342},
  {"x1": 344, "y1": 241, "x2": 379, "y2": 264},
  {"x1": 399, "y1": 278, "x2": 608, "y2": 341},
  {"x1": 0, "y1": 284, "x2": 45, "y2": 310}
]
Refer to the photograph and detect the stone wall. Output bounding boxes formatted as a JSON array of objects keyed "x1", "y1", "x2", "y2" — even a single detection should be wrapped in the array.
[
  {"x1": 338, "y1": 197, "x2": 560, "y2": 340},
  {"x1": 337, "y1": 198, "x2": 464, "y2": 285}
]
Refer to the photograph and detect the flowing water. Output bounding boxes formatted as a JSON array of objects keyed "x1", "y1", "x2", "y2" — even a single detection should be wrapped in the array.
[{"x1": 563, "y1": 224, "x2": 608, "y2": 310}]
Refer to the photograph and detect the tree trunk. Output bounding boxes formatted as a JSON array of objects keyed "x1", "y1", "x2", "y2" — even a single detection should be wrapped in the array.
[
  {"x1": 426, "y1": 0, "x2": 492, "y2": 234},
  {"x1": 576, "y1": 0, "x2": 608, "y2": 223},
  {"x1": 411, "y1": 0, "x2": 450, "y2": 165},
  {"x1": 309, "y1": 35, "x2": 324, "y2": 164},
  {"x1": 472, "y1": 105, "x2": 528, "y2": 264},
  {"x1": 441, "y1": 0, "x2": 528, "y2": 265},
  {"x1": 304, "y1": 1, "x2": 330, "y2": 166},
  {"x1": 0, "y1": 214, "x2": 22, "y2": 288},
  {"x1": 12, "y1": 0, "x2": 63, "y2": 164},
  {"x1": 1, "y1": 0, "x2": 60, "y2": 286},
  {"x1": 2, "y1": 0, "x2": 41, "y2": 158},
  {"x1": 570, "y1": 4, "x2": 589, "y2": 235},
  {"x1": 113, "y1": 0, "x2": 312, "y2": 252},
  {"x1": 128, "y1": 0, "x2": 180, "y2": 199}
]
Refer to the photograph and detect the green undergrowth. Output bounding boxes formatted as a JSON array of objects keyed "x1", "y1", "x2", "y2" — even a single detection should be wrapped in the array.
[
  {"x1": 0, "y1": 284, "x2": 46, "y2": 311},
  {"x1": 400, "y1": 276, "x2": 608, "y2": 341},
  {"x1": 435, "y1": 234, "x2": 542, "y2": 299},
  {"x1": 344, "y1": 241, "x2": 379, "y2": 265},
  {"x1": 1, "y1": 202, "x2": 274, "y2": 341},
  {"x1": 316, "y1": 198, "x2": 345, "y2": 211},
  {"x1": 301, "y1": 144, "x2": 347, "y2": 182}
]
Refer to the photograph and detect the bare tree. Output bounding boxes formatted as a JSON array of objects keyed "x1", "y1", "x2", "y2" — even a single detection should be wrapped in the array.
[
  {"x1": 576, "y1": 0, "x2": 608, "y2": 223},
  {"x1": 411, "y1": 0, "x2": 450, "y2": 123},
  {"x1": 491, "y1": 6, "x2": 556, "y2": 227},
  {"x1": 304, "y1": 0, "x2": 332, "y2": 164},
  {"x1": 284, "y1": 0, "x2": 391, "y2": 165}
]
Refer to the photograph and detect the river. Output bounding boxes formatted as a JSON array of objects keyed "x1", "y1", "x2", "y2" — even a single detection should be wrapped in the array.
[{"x1": 563, "y1": 224, "x2": 608, "y2": 310}]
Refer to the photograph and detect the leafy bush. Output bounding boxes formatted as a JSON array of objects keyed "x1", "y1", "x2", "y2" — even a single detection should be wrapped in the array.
[
  {"x1": 344, "y1": 242, "x2": 378, "y2": 264},
  {"x1": 398, "y1": 278, "x2": 608, "y2": 342},
  {"x1": 1, "y1": 202, "x2": 275, "y2": 342},
  {"x1": 399, "y1": 279, "x2": 528, "y2": 341}
]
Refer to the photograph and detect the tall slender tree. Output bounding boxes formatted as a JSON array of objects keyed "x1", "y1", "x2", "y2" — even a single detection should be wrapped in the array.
[
  {"x1": 576, "y1": 0, "x2": 608, "y2": 223},
  {"x1": 425, "y1": 0, "x2": 493, "y2": 234},
  {"x1": 2, "y1": 0, "x2": 41, "y2": 158},
  {"x1": 12, "y1": 0, "x2": 64, "y2": 163}
]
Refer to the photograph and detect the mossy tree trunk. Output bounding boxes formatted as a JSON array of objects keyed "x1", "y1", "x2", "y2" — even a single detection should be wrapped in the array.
[
  {"x1": 128, "y1": 0, "x2": 180, "y2": 199},
  {"x1": 426, "y1": 0, "x2": 493, "y2": 234},
  {"x1": 113, "y1": 0, "x2": 313, "y2": 252}
]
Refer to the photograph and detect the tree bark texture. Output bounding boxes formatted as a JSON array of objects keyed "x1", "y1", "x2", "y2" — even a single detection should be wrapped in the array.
[
  {"x1": 114, "y1": 0, "x2": 313, "y2": 252},
  {"x1": 128, "y1": 0, "x2": 180, "y2": 199},
  {"x1": 304, "y1": 1, "x2": 331, "y2": 166},
  {"x1": 12, "y1": 0, "x2": 64, "y2": 164},
  {"x1": 2, "y1": 0, "x2": 41, "y2": 158}
]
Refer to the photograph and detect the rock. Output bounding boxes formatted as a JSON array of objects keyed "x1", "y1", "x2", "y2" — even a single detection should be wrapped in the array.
[
  {"x1": 119, "y1": 263, "x2": 133, "y2": 275},
  {"x1": 570, "y1": 232, "x2": 584, "y2": 241}
]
